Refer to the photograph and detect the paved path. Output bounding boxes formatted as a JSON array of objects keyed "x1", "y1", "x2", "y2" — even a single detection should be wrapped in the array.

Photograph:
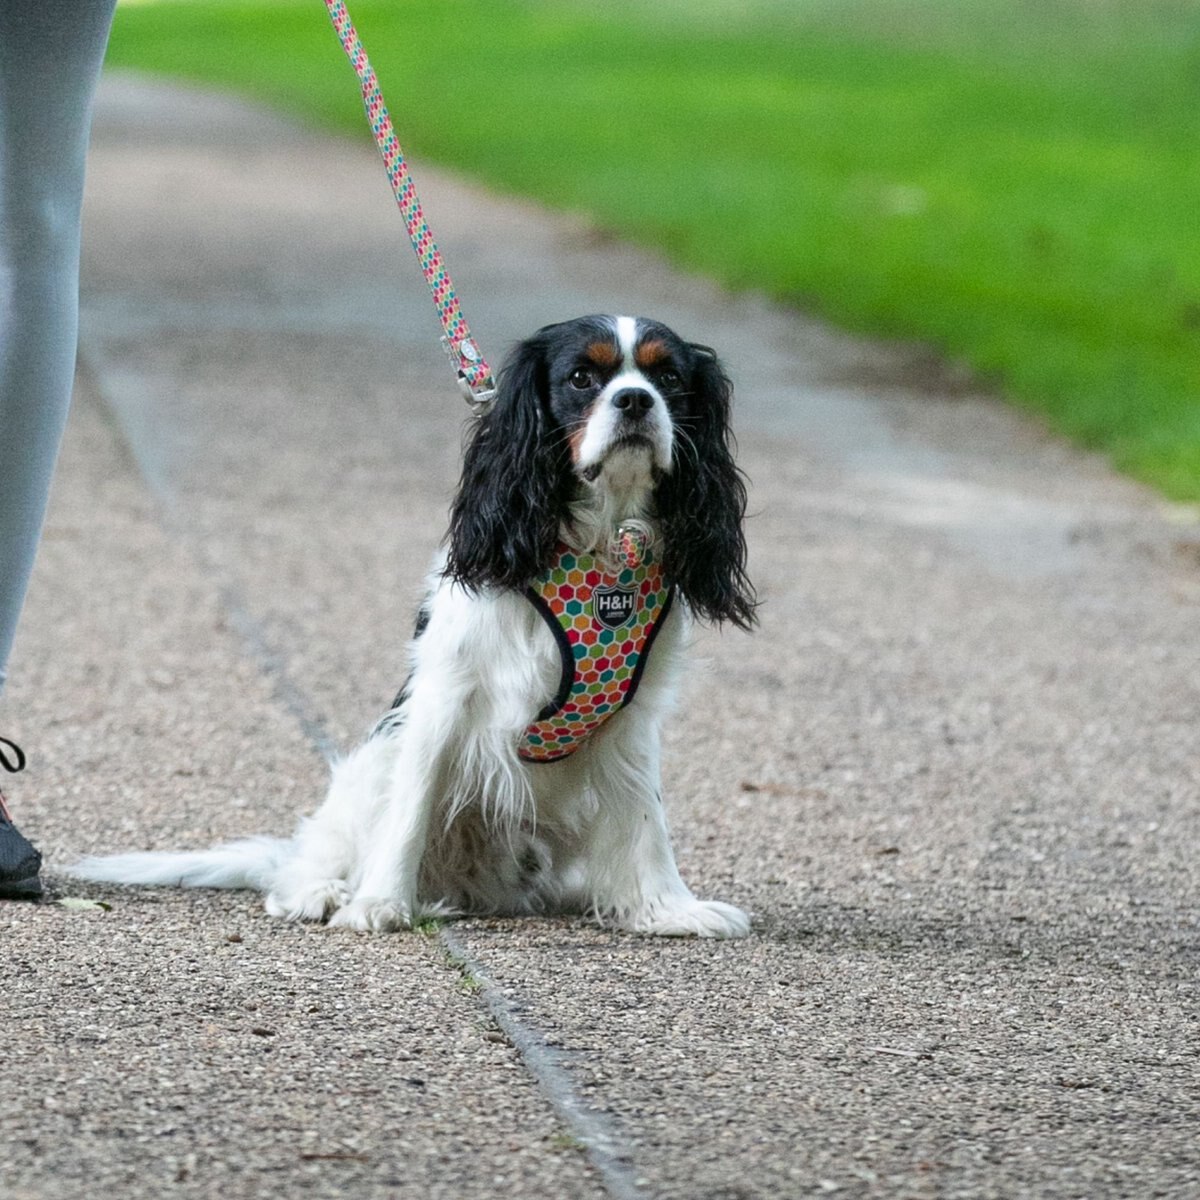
[{"x1": 5, "y1": 74, "x2": 1199, "y2": 1200}]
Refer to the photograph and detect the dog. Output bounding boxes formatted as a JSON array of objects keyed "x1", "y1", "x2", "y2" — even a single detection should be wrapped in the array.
[{"x1": 71, "y1": 315, "x2": 756, "y2": 937}]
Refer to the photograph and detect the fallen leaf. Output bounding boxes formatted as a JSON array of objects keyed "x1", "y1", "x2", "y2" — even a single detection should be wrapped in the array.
[{"x1": 57, "y1": 897, "x2": 112, "y2": 912}]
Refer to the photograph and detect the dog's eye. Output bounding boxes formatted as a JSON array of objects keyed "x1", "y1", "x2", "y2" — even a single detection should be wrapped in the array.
[
  {"x1": 659, "y1": 369, "x2": 682, "y2": 390},
  {"x1": 568, "y1": 368, "x2": 595, "y2": 390}
]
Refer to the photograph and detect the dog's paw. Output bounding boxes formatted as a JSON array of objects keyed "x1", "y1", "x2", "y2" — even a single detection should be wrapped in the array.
[
  {"x1": 327, "y1": 896, "x2": 412, "y2": 933},
  {"x1": 264, "y1": 879, "x2": 351, "y2": 922},
  {"x1": 629, "y1": 897, "x2": 751, "y2": 939}
]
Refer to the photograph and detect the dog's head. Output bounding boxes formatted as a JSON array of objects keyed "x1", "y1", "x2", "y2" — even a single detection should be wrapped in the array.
[{"x1": 446, "y1": 314, "x2": 755, "y2": 628}]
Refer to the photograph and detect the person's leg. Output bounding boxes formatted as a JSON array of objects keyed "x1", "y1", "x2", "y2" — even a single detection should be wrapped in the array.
[
  {"x1": 0, "y1": 0, "x2": 117, "y2": 894},
  {"x1": 0, "y1": 0, "x2": 117, "y2": 693}
]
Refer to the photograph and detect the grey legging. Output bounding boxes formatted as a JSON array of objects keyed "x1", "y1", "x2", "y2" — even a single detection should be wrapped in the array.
[{"x1": 0, "y1": 0, "x2": 117, "y2": 693}]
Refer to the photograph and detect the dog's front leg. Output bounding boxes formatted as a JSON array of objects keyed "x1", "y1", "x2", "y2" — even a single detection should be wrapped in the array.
[
  {"x1": 581, "y1": 719, "x2": 750, "y2": 938},
  {"x1": 327, "y1": 715, "x2": 447, "y2": 933}
]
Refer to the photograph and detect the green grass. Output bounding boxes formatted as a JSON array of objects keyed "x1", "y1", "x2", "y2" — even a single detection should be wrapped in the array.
[{"x1": 106, "y1": 0, "x2": 1200, "y2": 498}]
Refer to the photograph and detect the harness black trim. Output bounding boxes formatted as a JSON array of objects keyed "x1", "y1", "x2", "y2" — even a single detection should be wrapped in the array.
[
  {"x1": 520, "y1": 585, "x2": 675, "y2": 764},
  {"x1": 523, "y1": 586, "x2": 576, "y2": 722}
]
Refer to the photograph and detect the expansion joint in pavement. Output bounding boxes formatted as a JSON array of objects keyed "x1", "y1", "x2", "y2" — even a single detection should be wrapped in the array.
[{"x1": 440, "y1": 930, "x2": 647, "y2": 1200}]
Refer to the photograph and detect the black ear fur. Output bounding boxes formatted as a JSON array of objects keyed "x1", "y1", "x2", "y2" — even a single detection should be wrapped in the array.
[
  {"x1": 655, "y1": 346, "x2": 757, "y2": 629},
  {"x1": 444, "y1": 333, "x2": 572, "y2": 591}
]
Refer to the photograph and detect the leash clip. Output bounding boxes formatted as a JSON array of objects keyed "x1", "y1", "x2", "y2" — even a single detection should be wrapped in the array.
[
  {"x1": 442, "y1": 336, "x2": 497, "y2": 415},
  {"x1": 458, "y1": 378, "x2": 498, "y2": 415}
]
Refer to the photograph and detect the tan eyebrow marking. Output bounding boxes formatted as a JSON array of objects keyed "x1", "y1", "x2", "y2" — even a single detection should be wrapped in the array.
[
  {"x1": 634, "y1": 339, "x2": 670, "y2": 369},
  {"x1": 584, "y1": 341, "x2": 621, "y2": 369}
]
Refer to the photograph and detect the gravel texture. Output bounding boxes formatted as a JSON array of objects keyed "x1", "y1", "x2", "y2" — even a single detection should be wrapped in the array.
[{"x1": 3, "y1": 74, "x2": 1198, "y2": 1200}]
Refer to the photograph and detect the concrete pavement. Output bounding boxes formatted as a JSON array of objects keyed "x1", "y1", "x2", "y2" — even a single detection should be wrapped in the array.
[{"x1": 4, "y1": 73, "x2": 1199, "y2": 1199}]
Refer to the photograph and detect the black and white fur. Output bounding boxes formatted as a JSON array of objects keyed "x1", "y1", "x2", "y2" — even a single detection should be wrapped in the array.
[{"x1": 71, "y1": 315, "x2": 756, "y2": 937}]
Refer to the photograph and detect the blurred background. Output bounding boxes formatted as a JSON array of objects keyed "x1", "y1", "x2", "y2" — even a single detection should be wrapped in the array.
[{"x1": 106, "y1": 0, "x2": 1200, "y2": 498}]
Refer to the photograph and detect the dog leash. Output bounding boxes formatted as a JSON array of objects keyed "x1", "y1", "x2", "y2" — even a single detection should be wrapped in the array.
[{"x1": 321, "y1": 0, "x2": 497, "y2": 413}]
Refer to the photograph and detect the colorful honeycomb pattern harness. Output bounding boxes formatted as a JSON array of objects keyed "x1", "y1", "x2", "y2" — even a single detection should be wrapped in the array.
[{"x1": 519, "y1": 540, "x2": 674, "y2": 763}]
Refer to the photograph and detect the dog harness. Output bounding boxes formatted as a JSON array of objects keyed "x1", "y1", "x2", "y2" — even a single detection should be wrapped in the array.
[{"x1": 519, "y1": 534, "x2": 674, "y2": 763}]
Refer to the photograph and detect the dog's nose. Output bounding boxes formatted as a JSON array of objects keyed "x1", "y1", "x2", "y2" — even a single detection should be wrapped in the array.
[{"x1": 611, "y1": 388, "x2": 655, "y2": 418}]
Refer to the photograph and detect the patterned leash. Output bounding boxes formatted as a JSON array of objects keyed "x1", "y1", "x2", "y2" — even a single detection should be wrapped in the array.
[{"x1": 322, "y1": 0, "x2": 497, "y2": 412}]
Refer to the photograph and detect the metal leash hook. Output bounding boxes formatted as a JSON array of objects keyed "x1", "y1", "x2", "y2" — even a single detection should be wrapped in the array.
[
  {"x1": 323, "y1": 0, "x2": 497, "y2": 415},
  {"x1": 442, "y1": 335, "x2": 498, "y2": 414}
]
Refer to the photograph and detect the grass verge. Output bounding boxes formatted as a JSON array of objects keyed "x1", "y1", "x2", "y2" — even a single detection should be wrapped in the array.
[{"x1": 105, "y1": 0, "x2": 1200, "y2": 498}]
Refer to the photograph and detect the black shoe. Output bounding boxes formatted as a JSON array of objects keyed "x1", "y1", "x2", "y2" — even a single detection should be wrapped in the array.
[{"x1": 0, "y1": 737, "x2": 42, "y2": 899}]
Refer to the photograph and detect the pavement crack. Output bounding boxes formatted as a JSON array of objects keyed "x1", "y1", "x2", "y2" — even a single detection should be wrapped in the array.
[
  {"x1": 440, "y1": 930, "x2": 646, "y2": 1200},
  {"x1": 78, "y1": 331, "x2": 340, "y2": 764}
]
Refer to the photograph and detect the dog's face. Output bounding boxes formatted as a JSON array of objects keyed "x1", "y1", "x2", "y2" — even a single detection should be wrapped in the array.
[
  {"x1": 540, "y1": 315, "x2": 686, "y2": 483},
  {"x1": 447, "y1": 315, "x2": 756, "y2": 629}
]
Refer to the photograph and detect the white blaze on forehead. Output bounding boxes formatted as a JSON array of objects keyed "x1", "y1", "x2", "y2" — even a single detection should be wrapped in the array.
[
  {"x1": 606, "y1": 314, "x2": 653, "y2": 395},
  {"x1": 615, "y1": 315, "x2": 638, "y2": 367}
]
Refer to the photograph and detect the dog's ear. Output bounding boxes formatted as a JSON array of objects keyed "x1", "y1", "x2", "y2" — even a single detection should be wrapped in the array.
[
  {"x1": 445, "y1": 333, "x2": 571, "y2": 591},
  {"x1": 655, "y1": 345, "x2": 757, "y2": 629}
]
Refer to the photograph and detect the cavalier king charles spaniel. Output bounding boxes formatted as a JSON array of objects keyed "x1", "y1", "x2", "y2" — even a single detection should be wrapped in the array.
[{"x1": 72, "y1": 315, "x2": 756, "y2": 937}]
